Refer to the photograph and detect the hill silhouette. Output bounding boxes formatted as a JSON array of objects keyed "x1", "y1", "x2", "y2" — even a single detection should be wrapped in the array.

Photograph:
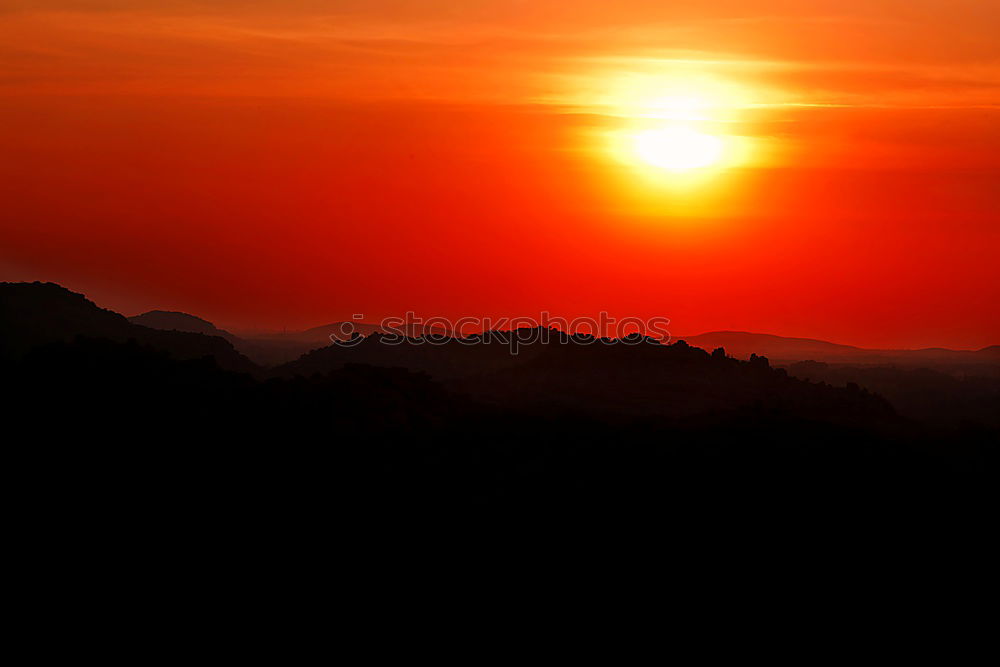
[
  {"x1": 681, "y1": 330, "x2": 1000, "y2": 371},
  {"x1": 276, "y1": 331, "x2": 894, "y2": 424},
  {"x1": 129, "y1": 310, "x2": 238, "y2": 341},
  {"x1": 786, "y1": 360, "x2": 1000, "y2": 428},
  {"x1": 247, "y1": 320, "x2": 452, "y2": 346},
  {"x1": 0, "y1": 282, "x2": 256, "y2": 373},
  {"x1": 234, "y1": 320, "x2": 454, "y2": 365},
  {"x1": 2, "y1": 281, "x2": 996, "y2": 530},
  {"x1": 4, "y1": 324, "x2": 995, "y2": 533},
  {"x1": 126, "y1": 307, "x2": 307, "y2": 366}
]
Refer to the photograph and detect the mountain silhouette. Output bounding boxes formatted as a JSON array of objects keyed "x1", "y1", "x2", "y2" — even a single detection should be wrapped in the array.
[{"x1": 0, "y1": 282, "x2": 256, "y2": 373}]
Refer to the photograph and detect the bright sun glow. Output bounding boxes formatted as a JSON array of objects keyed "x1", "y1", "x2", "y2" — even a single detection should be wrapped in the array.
[
  {"x1": 587, "y1": 75, "x2": 763, "y2": 181},
  {"x1": 633, "y1": 126, "x2": 724, "y2": 170},
  {"x1": 646, "y1": 95, "x2": 710, "y2": 121},
  {"x1": 627, "y1": 94, "x2": 726, "y2": 171}
]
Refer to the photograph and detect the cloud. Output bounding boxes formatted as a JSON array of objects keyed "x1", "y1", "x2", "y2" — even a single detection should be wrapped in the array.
[{"x1": 1, "y1": 0, "x2": 998, "y2": 108}]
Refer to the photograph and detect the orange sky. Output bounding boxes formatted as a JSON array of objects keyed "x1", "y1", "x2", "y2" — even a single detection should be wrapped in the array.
[{"x1": 1, "y1": 1, "x2": 998, "y2": 347}]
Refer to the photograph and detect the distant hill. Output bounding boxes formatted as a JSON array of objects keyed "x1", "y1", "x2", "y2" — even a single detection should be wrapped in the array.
[
  {"x1": 275, "y1": 330, "x2": 894, "y2": 423},
  {"x1": 129, "y1": 310, "x2": 237, "y2": 341},
  {"x1": 679, "y1": 332, "x2": 862, "y2": 361},
  {"x1": 235, "y1": 320, "x2": 454, "y2": 366},
  {"x1": 679, "y1": 331, "x2": 1000, "y2": 370},
  {"x1": 261, "y1": 321, "x2": 453, "y2": 346},
  {"x1": 127, "y1": 308, "x2": 313, "y2": 366},
  {"x1": 785, "y1": 360, "x2": 1000, "y2": 428},
  {"x1": 0, "y1": 282, "x2": 256, "y2": 373},
  {"x1": 284, "y1": 322, "x2": 392, "y2": 345},
  {"x1": 120, "y1": 314, "x2": 452, "y2": 366}
]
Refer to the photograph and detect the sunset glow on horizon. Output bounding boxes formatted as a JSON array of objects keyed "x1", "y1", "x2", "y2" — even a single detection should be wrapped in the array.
[{"x1": 1, "y1": 1, "x2": 998, "y2": 348}]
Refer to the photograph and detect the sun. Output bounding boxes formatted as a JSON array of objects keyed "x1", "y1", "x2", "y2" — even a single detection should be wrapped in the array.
[
  {"x1": 633, "y1": 126, "x2": 724, "y2": 171},
  {"x1": 588, "y1": 78, "x2": 760, "y2": 180}
]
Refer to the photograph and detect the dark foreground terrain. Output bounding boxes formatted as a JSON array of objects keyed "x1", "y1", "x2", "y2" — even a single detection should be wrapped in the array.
[{"x1": 2, "y1": 282, "x2": 996, "y2": 542}]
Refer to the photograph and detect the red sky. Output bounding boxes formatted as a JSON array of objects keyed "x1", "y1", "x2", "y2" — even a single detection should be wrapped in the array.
[{"x1": 1, "y1": 1, "x2": 998, "y2": 348}]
